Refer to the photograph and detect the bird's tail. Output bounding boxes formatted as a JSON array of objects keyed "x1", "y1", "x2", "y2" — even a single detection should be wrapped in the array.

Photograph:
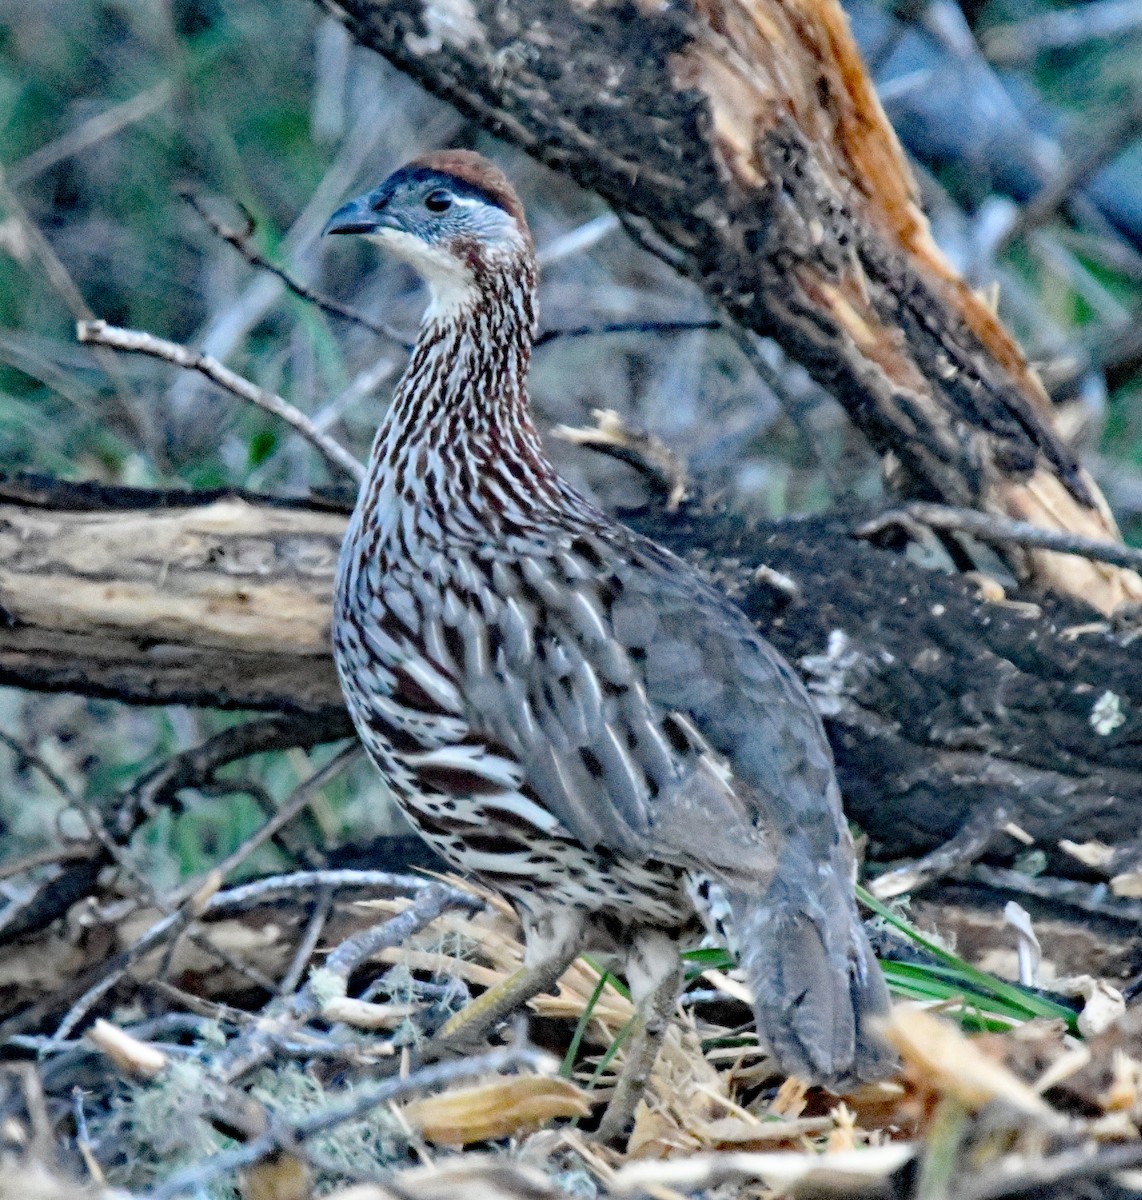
[{"x1": 729, "y1": 871, "x2": 893, "y2": 1087}]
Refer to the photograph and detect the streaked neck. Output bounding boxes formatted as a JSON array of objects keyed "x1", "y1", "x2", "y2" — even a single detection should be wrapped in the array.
[{"x1": 361, "y1": 255, "x2": 566, "y2": 545}]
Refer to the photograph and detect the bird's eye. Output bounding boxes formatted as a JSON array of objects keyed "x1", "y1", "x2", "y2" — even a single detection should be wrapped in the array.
[{"x1": 424, "y1": 189, "x2": 453, "y2": 213}]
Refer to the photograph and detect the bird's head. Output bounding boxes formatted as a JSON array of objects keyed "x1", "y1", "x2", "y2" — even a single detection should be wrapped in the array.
[{"x1": 324, "y1": 150, "x2": 533, "y2": 317}]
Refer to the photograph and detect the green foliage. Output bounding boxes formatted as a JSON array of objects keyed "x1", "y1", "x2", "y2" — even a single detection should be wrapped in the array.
[
  {"x1": 857, "y1": 885, "x2": 1081, "y2": 1033},
  {"x1": 560, "y1": 969, "x2": 613, "y2": 1078}
]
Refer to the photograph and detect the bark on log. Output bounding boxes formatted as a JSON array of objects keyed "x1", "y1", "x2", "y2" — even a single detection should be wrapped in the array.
[
  {"x1": 0, "y1": 479, "x2": 345, "y2": 715},
  {"x1": 2, "y1": 474, "x2": 1139, "y2": 878},
  {"x1": 322, "y1": 0, "x2": 1142, "y2": 613}
]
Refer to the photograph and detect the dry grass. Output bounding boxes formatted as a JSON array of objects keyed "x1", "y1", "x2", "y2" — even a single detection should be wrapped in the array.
[{"x1": 4, "y1": 872, "x2": 1141, "y2": 1199}]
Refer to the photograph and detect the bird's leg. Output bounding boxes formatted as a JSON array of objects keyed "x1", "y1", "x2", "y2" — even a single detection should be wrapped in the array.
[
  {"x1": 427, "y1": 905, "x2": 585, "y2": 1055},
  {"x1": 595, "y1": 930, "x2": 685, "y2": 1145}
]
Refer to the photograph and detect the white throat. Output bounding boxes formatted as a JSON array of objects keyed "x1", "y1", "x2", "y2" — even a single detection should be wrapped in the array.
[{"x1": 365, "y1": 228, "x2": 477, "y2": 316}]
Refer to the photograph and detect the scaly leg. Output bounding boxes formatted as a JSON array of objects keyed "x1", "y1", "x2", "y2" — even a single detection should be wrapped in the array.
[
  {"x1": 426, "y1": 904, "x2": 585, "y2": 1056},
  {"x1": 595, "y1": 930, "x2": 684, "y2": 1144}
]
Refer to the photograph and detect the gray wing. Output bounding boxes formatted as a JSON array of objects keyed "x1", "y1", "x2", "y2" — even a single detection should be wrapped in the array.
[{"x1": 459, "y1": 524, "x2": 848, "y2": 893}]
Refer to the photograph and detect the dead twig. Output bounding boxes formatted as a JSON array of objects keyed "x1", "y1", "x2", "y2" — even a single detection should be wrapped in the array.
[
  {"x1": 726, "y1": 325, "x2": 843, "y2": 486},
  {"x1": 321, "y1": 882, "x2": 480, "y2": 984},
  {"x1": 0, "y1": 728, "x2": 155, "y2": 901},
  {"x1": 203, "y1": 868, "x2": 455, "y2": 913},
  {"x1": 167, "y1": 747, "x2": 358, "y2": 901},
  {"x1": 0, "y1": 715, "x2": 354, "y2": 951},
  {"x1": 180, "y1": 189, "x2": 414, "y2": 349},
  {"x1": 116, "y1": 713, "x2": 352, "y2": 836},
  {"x1": 0, "y1": 168, "x2": 143, "y2": 443},
  {"x1": 857, "y1": 501, "x2": 1142, "y2": 575},
  {"x1": 312, "y1": 354, "x2": 402, "y2": 431},
  {"x1": 534, "y1": 318, "x2": 720, "y2": 346},
  {"x1": 971, "y1": 864, "x2": 1142, "y2": 923},
  {"x1": 53, "y1": 970, "x2": 127, "y2": 1043},
  {"x1": 995, "y1": 98, "x2": 1142, "y2": 254},
  {"x1": 553, "y1": 408, "x2": 691, "y2": 510},
  {"x1": 870, "y1": 805, "x2": 1009, "y2": 899},
  {"x1": 0, "y1": 842, "x2": 95, "y2": 883},
  {"x1": 9, "y1": 81, "x2": 175, "y2": 188},
  {"x1": 218, "y1": 880, "x2": 480, "y2": 1083},
  {"x1": 140, "y1": 1040, "x2": 552, "y2": 1200},
  {"x1": 3, "y1": 762, "x2": 364, "y2": 1043},
  {"x1": 146, "y1": 980, "x2": 255, "y2": 1027},
  {"x1": 277, "y1": 888, "x2": 335, "y2": 995},
  {"x1": 76, "y1": 319, "x2": 365, "y2": 482},
  {"x1": 983, "y1": 0, "x2": 1142, "y2": 64},
  {"x1": 960, "y1": 1139, "x2": 1142, "y2": 1200}
]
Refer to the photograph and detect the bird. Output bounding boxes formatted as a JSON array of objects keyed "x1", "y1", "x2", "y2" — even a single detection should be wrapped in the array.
[{"x1": 324, "y1": 150, "x2": 892, "y2": 1138}]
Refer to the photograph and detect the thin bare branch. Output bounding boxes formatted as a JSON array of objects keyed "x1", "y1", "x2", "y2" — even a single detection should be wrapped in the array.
[
  {"x1": 0, "y1": 842, "x2": 95, "y2": 883},
  {"x1": 181, "y1": 190, "x2": 414, "y2": 349},
  {"x1": 0, "y1": 728, "x2": 153, "y2": 898},
  {"x1": 166, "y1": 746, "x2": 360, "y2": 907},
  {"x1": 0, "y1": 168, "x2": 146, "y2": 446},
  {"x1": 321, "y1": 881, "x2": 479, "y2": 983},
  {"x1": 996, "y1": 98, "x2": 1142, "y2": 253},
  {"x1": 536, "y1": 212, "x2": 620, "y2": 265},
  {"x1": 553, "y1": 408, "x2": 691, "y2": 510},
  {"x1": 54, "y1": 969, "x2": 126, "y2": 1043},
  {"x1": 857, "y1": 501, "x2": 1142, "y2": 575},
  {"x1": 116, "y1": 713, "x2": 352, "y2": 837},
  {"x1": 726, "y1": 325, "x2": 844, "y2": 486},
  {"x1": 960, "y1": 1139, "x2": 1142, "y2": 1200},
  {"x1": 534, "y1": 318, "x2": 720, "y2": 346},
  {"x1": 8, "y1": 81, "x2": 175, "y2": 188},
  {"x1": 278, "y1": 888, "x2": 335, "y2": 994},
  {"x1": 204, "y1": 868, "x2": 454, "y2": 912},
  {"x1": 217, "y1": 879, "x2": 479, "y2": 1083},
  {"x1": 312, "y1": 354, "x2": 402, "y2": 431},
  {"x1": 76, "y1": 319, "x2": 365, "y2": 482},
  {"x1": 870, "y1": 804, "x2": 1009, "y2": 899},
  {"x1": 983, "y1": 0, "x2": 1142, "y2": 64}
]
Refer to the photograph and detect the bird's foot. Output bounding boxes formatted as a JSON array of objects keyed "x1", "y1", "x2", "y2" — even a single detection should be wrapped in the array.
[
  {"x1": 592, "y1": 945, "x2": 684, "y2": 1146},
  {"x1": 424, "y1": 950, "x2": 580, "y2": 1060}
]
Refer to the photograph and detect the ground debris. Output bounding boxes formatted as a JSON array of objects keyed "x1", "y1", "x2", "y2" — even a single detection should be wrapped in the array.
[{"x1": 1, "y1": 871, "x2": 1141, "y2": 1200}]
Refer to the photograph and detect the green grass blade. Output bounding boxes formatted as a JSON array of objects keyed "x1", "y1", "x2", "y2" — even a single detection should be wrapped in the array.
[
  {"x1": 583, "y1": 954, "x2": 630, "y2": 1000},
  {"x1": 857, "y1": 885, "x2": 1079, "y2": 1033},
  {"x1": 584, "y1": 1015, "x2": 638, "y2": 1093},
  {"x1": 561, "y1": 968, "x2": 611, "y2": 1079}
]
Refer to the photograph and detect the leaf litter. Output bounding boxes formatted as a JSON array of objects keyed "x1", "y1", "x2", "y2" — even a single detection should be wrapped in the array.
[{"x1": 1, "y1": 872, "x2": 1141, "y2": 1200}]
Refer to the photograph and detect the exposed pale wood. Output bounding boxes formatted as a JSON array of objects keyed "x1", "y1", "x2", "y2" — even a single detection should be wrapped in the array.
[{"x1": 0, "y1": 493, "x2": 344, "y2": 713}]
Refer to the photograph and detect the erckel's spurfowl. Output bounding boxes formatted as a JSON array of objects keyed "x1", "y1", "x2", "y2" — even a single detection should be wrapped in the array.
[{"x1": 324, "y1": 150, "x2": 892, "y2": 1137}]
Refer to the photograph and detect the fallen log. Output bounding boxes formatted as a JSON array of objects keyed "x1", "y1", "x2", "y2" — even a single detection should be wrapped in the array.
[{"x1": 2, "y1": 473, "x2": 1138, "y2": 872}]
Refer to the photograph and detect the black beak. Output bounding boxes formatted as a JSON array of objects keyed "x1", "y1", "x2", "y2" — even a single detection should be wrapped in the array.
[{"x1": 323, "y1": 191, "x2": 397, "y2": 237}]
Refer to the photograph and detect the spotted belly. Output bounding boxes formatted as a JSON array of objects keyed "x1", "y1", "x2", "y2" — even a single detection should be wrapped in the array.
[
  {"x1": 342, "y1": 687, "x2": 689, "y2": 930},
  {"x1": 394, "y1": 758, "x2": 691, "y2": 929}
]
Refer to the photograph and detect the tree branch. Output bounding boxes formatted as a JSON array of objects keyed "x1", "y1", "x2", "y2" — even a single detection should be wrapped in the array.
[{"x1": 76, "y1": 320, "x2": 365, "y2": 483}]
